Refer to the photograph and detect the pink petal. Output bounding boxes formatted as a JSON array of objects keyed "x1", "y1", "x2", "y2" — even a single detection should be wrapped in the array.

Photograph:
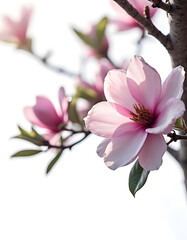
[
  {"x1": 146, "y1": 99, "x2": 185, "y2": 134},
  {"x1": 97, "y1": 139, "x2": 111, "y2": 157},
  {"x1": 139, "y1": 134, "x2": 167, "y2": 171},
  {"x1": 43, "y1": 132, "x2": 61, "y2": 145},
  {"x1": 126, "y1": 56, "x2": 161, "y2": 112},
  {"x1": 75, "y1": 77, "x2": 95, "y2": 91},
  {"x1": 16, "y1": 6, "x2": 32, "y2": 41},
  {"x1": 104, "y1": 69, "x2": 137, "y2": 111},
  {"x1": 109, "y1": 0, "x2": 156, "y2": 31},
  {"x1": 131, "y1": 0, "x2": 155, "y2": 15},
  {"x1": 104, "y1": 128, "x2": 147, "y2": 170},
  {"x1": 110, "y1": 102, "x2": 132, "y2": 118},
  {"x1": 24, "y1": 106, "x2": 51, "y2": 129},
  {"x1": 0, "y1": 17, "x2": 17, "y2": 41},
  {"x1": 156, "y1": 66, "x2": 185, "y2": 113},
  {"x1": 109, "y1": 19, "x2": 136, "y2": 31},
  {"x1": 33, "y1": 96, "x2": 61, "y2": 131},
  {"x1": 20, "y1": 6, "x2": 33, "y2": 31},
  {"x1": 59, "y1": 87, "x2": 68, "y2": 123},
  {"x1": 84, "y1": 101, "x2": 131, "y2": 138},
  {"x1": 95, "y1": 59, "x2": 114, "y2": 95}
]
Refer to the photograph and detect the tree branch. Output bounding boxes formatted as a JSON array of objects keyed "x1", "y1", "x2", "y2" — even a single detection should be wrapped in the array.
[
  {"x1": 113, "y1": 0, "x2": 173, "y2": 51},
  {"x1": 167, "y1": 132, "x2": 187, "y2": 143},
  {"x1": 149, "y1": 0, "x2": 172, "y2": 12},
  {"x1": 44, "y1": 131, "x2": 91, "y2": 150},
  {"x1": 30, "y1": 50, "x2": 78, "y2": 77}
]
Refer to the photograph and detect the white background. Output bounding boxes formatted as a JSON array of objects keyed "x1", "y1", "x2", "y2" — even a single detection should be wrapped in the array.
[{"x1": 0, "y1": 0, "x2": 187, "y2": 239}]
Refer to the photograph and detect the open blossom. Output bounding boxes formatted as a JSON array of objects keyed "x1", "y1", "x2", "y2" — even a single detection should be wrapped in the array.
[
  {"x1": 85, "y1": 56, "x2": 185, "y2": 171},
  {"x1": 24, "y1": 87, "x2": 68, "y2": 145},
  {"x1": 110, "y1": 0, "x2": 157, "y2": 31},
  {"x1": 0, "y1": 5, "x2": 32, "y2": 47}
]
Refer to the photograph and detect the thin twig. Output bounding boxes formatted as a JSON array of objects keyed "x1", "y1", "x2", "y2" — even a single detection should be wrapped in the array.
[
  {"x1": 167, "y1": 132, "x2": 187, "y2": 143},
  {"x1": 44, "y1": 131, "x2": 91, "y2": 150},
  {"x1": 30, "y1": 50, "x2": 78, "y2": 77},
  {"x1": 113, "y1": 0, "x2": 173, "y2": 51}
]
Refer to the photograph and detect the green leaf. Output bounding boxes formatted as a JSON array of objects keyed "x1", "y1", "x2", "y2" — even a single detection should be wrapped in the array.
[
  {"x1": 31, "y1": 127, "x2": 45, "y2": 140},
  {"x1": 73, "y1": 29, "x2": 95, "y2": 47},
  {"x1": 12, "y1": 126, "x2": 45, "y2": 146},
  {"x1": 129, "y1": 160, "x2": 150, "y2": 197},
  {"x1": 11, "y1": 149, "x2": 42, "y2": 157},
  {"x1": 46, "y1": 150, "x2": 63, "y2": 174},
  {"x1": 68, "y1": 97, "x2": 81, "y2": 124},
  {"x1": 96, "y1": 17, "x2": 108, "y2": 43},
  {"x1": 76, "y1": 86, "x2": 98, "y2": 101},
  {"x1": 13, "y1": 134, "x2": 44, "y2": 146},
  {"x1": 174, "y1": 117, "x2": 187, "y2": 132}
]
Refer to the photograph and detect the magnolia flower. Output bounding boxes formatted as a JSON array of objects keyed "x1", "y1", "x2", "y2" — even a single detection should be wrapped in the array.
[
  {"x1": 75, "y1": 59, "x2": 115, "y2": 118},
  {"x1": 77, "y1": 59, "x2": 115, "y2": 99},
  {"x1": 110, "y1": 0, "x2": 157, "y2": 31},
  {"x1": 85, "y1": 56, "x2": 185, "y2": 171},
  {"x1": 84, "y1": 24, "x2": 109, "y2": 58},
  {"x1": 24, "y1": 87, "x2": 68, "y2": 145},
  {"x1": 0, "y1": 5, "x2": 32, "y2": 48}
]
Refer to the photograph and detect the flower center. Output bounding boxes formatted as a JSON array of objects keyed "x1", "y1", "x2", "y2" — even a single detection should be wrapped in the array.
[{"x1": 130, "y1": 104, "x2": 152, "y2": 126}]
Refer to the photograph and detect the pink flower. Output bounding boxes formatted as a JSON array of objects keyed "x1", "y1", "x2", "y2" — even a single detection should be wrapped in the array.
[
  {"x1": 110, "y1": 0, "x2": 157, "y2": 31},
  {"x1": 0, "y1": 5, "x2": 32, "y2": 46},
  {"x1": 85, "y1": 24, "x2": 109, "y2": 58},
  {"x1": 77, "y1": 59, "x2": 115, "y2": 99},
  {"x1": 85, "y1": 56, "x2": 185, "y2": 171},
  {"x1": 24, "y1": 87, "x2": 68, "y2": 145},
  {"x1": 75, "y1": 59, "x2": 116, "y2": 118}
]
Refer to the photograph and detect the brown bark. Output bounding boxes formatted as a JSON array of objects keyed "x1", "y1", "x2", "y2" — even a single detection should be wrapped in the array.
[
  {"x1": 114, "y1": 0, "x2": 187, "y2": 189},
  {"x1": 168, "y1": 0, "x2": 187, "y2": 190}
]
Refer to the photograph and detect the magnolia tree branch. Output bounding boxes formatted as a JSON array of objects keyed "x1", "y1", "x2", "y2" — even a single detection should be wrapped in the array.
[
  {"x1": 29, "y1": 50, "x2": 78, "y2": 77},
  {"x1": 149, "y1": 0, "x2": 172, "y2": 12},
  {"x1": 44, "y1": 131, "x2": 91, "y2": 150},
  {"x1": 113, "y1": 0, "x2": 173, "y2": 51}
]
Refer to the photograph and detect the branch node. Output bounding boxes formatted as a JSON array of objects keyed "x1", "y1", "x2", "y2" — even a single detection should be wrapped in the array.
[{"x1": 143, "y1": 6, "x2": 150, "y2": 19}]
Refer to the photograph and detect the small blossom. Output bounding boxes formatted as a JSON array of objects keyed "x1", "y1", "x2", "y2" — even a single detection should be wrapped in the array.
[
  {"x1": 85, "y1": 24, "x2": 109, "y2": 58},
  {"x1": 85, "y1": 56, "x2": 185, "y2": 171},
  {"x1": 75, "y1": 59, "x2": 116, "y2": 118},
  {"x1": 77, "y1": 59, "x2": 115, "y2": 99},
  {"x1": 110, "y1": 0, "x2": 157, "y2": 31},
  {"x1": 24, "y1": 87, "x2": 68, "y2": 145},
  {"x1": 0, "y1": 5, "x2": 33, "y2": 49}
]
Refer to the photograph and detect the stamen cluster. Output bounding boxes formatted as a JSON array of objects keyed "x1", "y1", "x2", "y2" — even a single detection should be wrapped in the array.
[{"x1": 130, "y1": 104, "x2": 152, "y2": 126}]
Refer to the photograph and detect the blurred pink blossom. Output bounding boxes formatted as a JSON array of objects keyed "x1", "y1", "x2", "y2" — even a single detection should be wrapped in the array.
[
  {"x1": 85, "y1": 56, "x2": 185, "y2": 171},
  {"x1": 0, "y1": 5, "x2": 33, "y2": 47},
  {"x1": 24, "y1": 87, "x2": 68, "y2": 145},
  {"x1": 110, "y1": 0, "x2": 157, "y2": 31},
  {"x1": 76, "y1": 59, "x2": 115, "y2": 118},
  {"x1": 77, "y1": 59, "x2": 115, "y2": 99},
  {"x1": 85, "y1": 24, "x2": 109, "y2": 58}
]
